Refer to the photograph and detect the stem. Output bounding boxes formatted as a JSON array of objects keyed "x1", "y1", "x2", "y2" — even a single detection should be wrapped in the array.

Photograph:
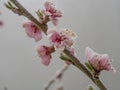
[{"x1": 6, "y1": 0, "x2": 107, "y2": 90}]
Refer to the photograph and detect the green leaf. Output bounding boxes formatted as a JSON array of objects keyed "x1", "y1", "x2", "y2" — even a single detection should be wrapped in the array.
[
  {"x1": 8, "y1": 1, "x2": 13, "y2": 7},
  {"x1": 4, "y1": 1, "x2": 14, "y2": 10},
  {"x1": 36, "y1": 9, "x2": 43, "y2": 19},
  {"x1": 59, "y1": 55, "x2": 70, "y2": 61},
  {"x1": 4, "y1": 3, "x2": 11, "y2": 9},
  {"x1": 85, "y1": 62, "x2": 94, "y2": 72}
]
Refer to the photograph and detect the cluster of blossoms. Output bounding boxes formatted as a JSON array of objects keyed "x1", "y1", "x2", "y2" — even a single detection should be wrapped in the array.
[
  {"x1": 23, "y1": 1, "x2": 75, "y2": 66},
  {"x1": 22, "y1": 1, "x2": 115, "y2": 75},
  {"x1": 35, "y1": 28, "x2": 76, "y2": 66}
]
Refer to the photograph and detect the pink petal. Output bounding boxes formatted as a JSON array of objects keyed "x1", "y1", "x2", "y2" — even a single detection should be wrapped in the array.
[
  {"x1": 34, "y1": 30, "x2": 42, "y2": 42},
  {"x1": 36, "y1": 45, "x2": 47, "y2": 57},
  {"x1": 53, "y1": 11, "x2": 62, "y2": 17},
  {"x1": 85, "y1": 47, "x2": 94, "y2": 60},
  {"x1": 47, "y1": 29, "x2": 56, "y2": 35},
  {"x1": 44, "y1": 1, "x2": 52, "y2": 11},
  {"x1": 100, "y1": 54, "x2": 109, "y2": 66},
  {"x1": 103, "y1": 63, "x2": 112, "y2": 71},
  {"x1": 23, "y1": 22, "x2": 35, "y2": 37},
  {"x1": 23, "y1": 21, "x2": 42, "y2": 42},
  {"x1": 50, "y1": 17, "x2": 58, "y2": 26},
  {"x1": 41, "y1": 55, "x2": 51, "y2": 66},
  {"x1": 25, "y1": 28, "x2": 35, "y2": 37}
]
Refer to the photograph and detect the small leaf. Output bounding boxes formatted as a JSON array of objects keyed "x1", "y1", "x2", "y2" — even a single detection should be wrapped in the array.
[
  {"x1": 4, "y1": 1, "x2": 14, "y2": 10},
  {"x1": 59, "y1": 55, "x2": 70, "y2": 61},
  {"x1": 8, "y1": 1, "x2": 13, "y2": 7},
  {"x1": 36, "y1": 9, "x2": 43, "y2": 19},
  {"x1": 4, "y1": 3, "x2": 11, "y2": 9},
  {"x1": 85, "y1": 62, "x2": 94, "y2": 72}
]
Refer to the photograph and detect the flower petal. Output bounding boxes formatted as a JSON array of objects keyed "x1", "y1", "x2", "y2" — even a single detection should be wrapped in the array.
[
  {"x1": 41, "y1": 55, "x2": 51, "y2": 66},
  {"x1": 85, "y1": 47, "x2": 94, "y2": 60}
]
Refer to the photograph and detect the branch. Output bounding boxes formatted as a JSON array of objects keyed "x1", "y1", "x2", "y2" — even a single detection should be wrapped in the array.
[{"x1": 5, "y1": 0, "x2": 107, "y2": 90}]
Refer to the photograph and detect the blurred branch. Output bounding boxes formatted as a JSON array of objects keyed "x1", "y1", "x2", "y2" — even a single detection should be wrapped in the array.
[{"x1": 44, "y1": 64, "x2": 69, "y2": 90}]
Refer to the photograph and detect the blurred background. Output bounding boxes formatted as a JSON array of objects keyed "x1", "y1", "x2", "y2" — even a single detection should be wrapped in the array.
[{"x1": 0, "y1": 0, "x2": 120, "y2": 90}]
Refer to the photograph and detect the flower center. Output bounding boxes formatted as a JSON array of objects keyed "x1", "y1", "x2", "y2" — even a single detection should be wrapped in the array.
[{"x1": 31, "y1": 24, "x2": 38, "y2": 33}]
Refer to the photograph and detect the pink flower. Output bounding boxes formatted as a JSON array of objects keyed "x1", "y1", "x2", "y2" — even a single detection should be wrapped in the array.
[
  {"x1": 36, "y1": 45, "x2": 55, "y2": 66},
  {"x1": 85, "y1": 47, "x2": 116, "y2": 73},
  {"x1": 23, "y1": 21, "x2": 42, "y2": 42},
  {"x1": 43, "y1": 1, "x2": 62, "y2": 25},
  {"x1": 47, "y1": 29, "x2": 76, "y2": 51}
]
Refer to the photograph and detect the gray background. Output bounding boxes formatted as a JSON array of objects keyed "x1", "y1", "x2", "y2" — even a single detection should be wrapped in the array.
[{"x1": 0, "y1": 0, "x2": 120, "y2": 90}]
